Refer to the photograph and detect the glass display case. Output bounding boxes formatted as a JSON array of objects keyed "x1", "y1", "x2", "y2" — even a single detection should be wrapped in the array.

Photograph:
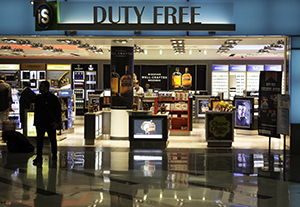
[{"x1": 212, "y1": 65, "x2": 229, "y2": 100}]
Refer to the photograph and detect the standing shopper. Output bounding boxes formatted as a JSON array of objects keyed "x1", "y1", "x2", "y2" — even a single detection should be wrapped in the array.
[
  {"x1": 33, "y1": 81, "x2": 61, "y2": 165},
  {"x1": 0, "y1": 74, "x2": 12, "y2": 126},
  {"x1": 19, "y1": 82, "x2": 36, "y2": 129}
]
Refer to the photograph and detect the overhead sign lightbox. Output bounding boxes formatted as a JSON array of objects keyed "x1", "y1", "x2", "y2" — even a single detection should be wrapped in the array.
[
  {"x1": 47, "y1": 64, "x2": 71, "y2": 71},
  {"x1": 265, "y1": 65, "x2": 282, "y2": 72},
  {"x1": 212, "y1": 65, "x2": 229, "y2": 71},
  {"x1": 0, "y1": 64, "x2": 20, "y2": 70},
  {"x1": 230, "y1": 65, "x2": 246, "y2": 72},
  {"x1": 247, "y1": 65, "x2": 264, "y2": 72},
  {"x1": 49, "y1": 1, "x2": 235, "y2": 31}
]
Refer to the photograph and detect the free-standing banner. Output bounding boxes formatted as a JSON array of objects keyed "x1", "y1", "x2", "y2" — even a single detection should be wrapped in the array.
[
  {"x1": 258, "y1": 71, "x2": 282, "y2": 138},
  {"x1": 277, "y1": 94, "x2": 290, "y2": 135},
  {"x1": 110, "y1": 46, "x2": 134, "y2": 109}
]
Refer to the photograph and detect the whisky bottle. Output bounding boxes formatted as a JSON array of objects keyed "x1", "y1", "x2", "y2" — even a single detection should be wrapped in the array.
[
  {"x1": 120, "y1": 65, "x2": 132, "y2": 97},
  {"x1": 172, "y1": 67, "x2": 182, "y2": 88},
  {"x1": 30, "y1": 73, "x2": 37, "y2": 88},
  {"x1": 111, "y1": 65, "x2": 120, "y2": 96},
  {"x1": 182, "y1": 67, "x2": 192, "y2": 89}
]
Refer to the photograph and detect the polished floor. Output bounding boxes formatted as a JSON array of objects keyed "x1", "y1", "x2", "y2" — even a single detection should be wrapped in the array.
[{"x1": 0, "y1": 120, "x2": 299, "y2": 207}]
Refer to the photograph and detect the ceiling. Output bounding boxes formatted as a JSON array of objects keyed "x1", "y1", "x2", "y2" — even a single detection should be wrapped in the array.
[{"x1": 0, "y1": 36, "x2": 285, "y2": 60}]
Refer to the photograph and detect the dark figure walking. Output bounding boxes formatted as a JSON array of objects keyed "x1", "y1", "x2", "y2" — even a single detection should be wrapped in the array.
[
  {"x1": 19, "y1": 82, "x2": 36, "y2": 129},
  {"x1": 33, "y1": 81, "x2": 61, "y2": 165}
]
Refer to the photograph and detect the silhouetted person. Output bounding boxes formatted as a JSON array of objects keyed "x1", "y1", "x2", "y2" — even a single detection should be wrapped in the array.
[
  {"x1": 19, "y1": 82, "x2": 36, "y2": 129},
  {"x1": 0, "y1": 74, "x2": 12, "y2": 125},
  {"x1": 33, "y1": 81, "x2": 61, "y2": 165}
]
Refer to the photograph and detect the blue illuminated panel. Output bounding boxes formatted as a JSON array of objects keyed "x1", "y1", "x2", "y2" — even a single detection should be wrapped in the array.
[
  {"x1": 247, "y1": 65, "x2": 264, "y2": 72},
  {"x1": 212, "y1": 65, "x2": 229, "y2": 71},
  {"x1": 230, "y1": 65, "x2": 246, "y2": 72},
  {"x1": 265, "y1": 65, "x2": 282, "y2": 72}
]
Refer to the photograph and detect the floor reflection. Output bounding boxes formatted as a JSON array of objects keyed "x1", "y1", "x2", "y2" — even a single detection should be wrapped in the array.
[{"x1": 0, "y1": 147, "x2": 298, "y2": 206}]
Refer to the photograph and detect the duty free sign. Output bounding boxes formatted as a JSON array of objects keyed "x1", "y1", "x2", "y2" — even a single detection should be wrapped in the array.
[{"x1": 39, "y1": 1, "x2": 236, "y2": 31}]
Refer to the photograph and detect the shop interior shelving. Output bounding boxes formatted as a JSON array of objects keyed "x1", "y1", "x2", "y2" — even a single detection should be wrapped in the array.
[{"x1": 154, "y1": 96, "x2": 192, "y2": 132}]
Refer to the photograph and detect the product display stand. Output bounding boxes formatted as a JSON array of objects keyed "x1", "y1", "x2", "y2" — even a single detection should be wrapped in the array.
[
  {"x1": 128, "y1": 111, "x2": 169, "y2": 149},
  {"x1": 154, "y1": 96, "x2": 192, "y2": 136},
  {"x1": 110, "y1": 109, "x2": 129, "y2": 140},
  {"x1": 84, "y1": 111, "x2": 102, "y2": 145},
  {"x1": 205, "y1": 111, "x2": 234, "y2": 147}
]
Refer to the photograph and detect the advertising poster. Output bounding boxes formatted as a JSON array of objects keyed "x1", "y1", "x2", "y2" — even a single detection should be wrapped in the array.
[
  {"x1": 199, "y1": 100, "x2": 209, "y2": 115},
  {"x1": 133, "y1": 119, "x2": 163, "y2": 139},
  {"x1": 141, "y1": 65, "x2": 168, "y2": 90},
  {"x1": 110, "y1": 46, "x2": 134, "y2": 109},
  {"x1": 258, "y1": 71, "x2": 282, "y2": 138},
  {"x1": 277, "y1": 94, "x2": 290, "y2": 135},
  {"x1": 169, "y1": 65, "x2": 195, "y2": 90},
  {"x1": 235, "y1": 99, "x2": 251, "y2": 128},
  {"x1": 206, "y1": 112, "x2": 234, "y2": 141}
]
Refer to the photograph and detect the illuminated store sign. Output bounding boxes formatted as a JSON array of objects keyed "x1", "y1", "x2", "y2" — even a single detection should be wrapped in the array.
[
  {"x1": 54, "y1": 2, "x2": 235, "y2": 31},
  {"x1": 230, "y1": 65, "x2": 246, "y2": 72},
  {"x1": 265, "y1": 65, "x2": 282, "y2": 72},
  {"x1": 0, "y1": 64, "x2": 20, "y2": 70},
  {"x1": 247, "y1": 65, "x2": 264, "y2": 72},
  {"x1": 212, "y1": 65, "x2": 229, "y2": 71},
  {"x1": 47, "y1": 64, "x2": 71, "y2": 71}
]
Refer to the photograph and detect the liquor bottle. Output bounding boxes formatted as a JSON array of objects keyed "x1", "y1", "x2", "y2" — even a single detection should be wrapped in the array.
[
  {"x1": 182, "y1": 67, "x2": 192, "y2": 89},
  {"x1": 30, "y1": 73, "x2": 37, "y2": 88},
  {"x1": 133, "y1": 73, "x2": 137, "y2": 81},
  {"x1": 111, "y1": 65, "x2": 120, "y2": 96},
  {"x1": 120, "y1": 65, "x2": 132, "y2": 97},
  {"x1": 172, "y1": 67, "x2": 182, "y2": 88}
]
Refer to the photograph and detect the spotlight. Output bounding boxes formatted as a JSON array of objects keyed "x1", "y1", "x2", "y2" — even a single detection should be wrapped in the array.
[{"x1": 30, "y1": 0, "x2": 34, "y2": 5}]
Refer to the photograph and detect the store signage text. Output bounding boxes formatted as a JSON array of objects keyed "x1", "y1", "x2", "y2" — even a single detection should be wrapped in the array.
[
  {"x1": 94, "y1": 6, "x2": 201, "y2": 24},
  {"x1": 142, "y1": 73, "x2": 168, "y2": 82},
  {"x1": 209, "y1": 116, "x2": 230, "y2": 137}
]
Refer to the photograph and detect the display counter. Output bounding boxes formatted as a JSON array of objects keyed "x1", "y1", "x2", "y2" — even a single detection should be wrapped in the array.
[
  {"x1": 205, "y1": 111, "x2": 234, "y2": 147},
  {"x1": 84, "y1": 111, "x2": 102, "y2": 145},
  {"x1": 128, "y1": 111, "x2": 169, "y2": 149},
  {"x1": 24, "y1": 110, "x2": 67, "y2": 141}
]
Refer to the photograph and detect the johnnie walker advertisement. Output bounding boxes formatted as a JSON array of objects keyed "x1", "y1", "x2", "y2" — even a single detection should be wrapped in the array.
[
  {"x1": 110, "y1": 46, "x2": 134, "y2": 109},
  {"x1": 258, "y1": 71, "x2": 282, "y2": 138}
]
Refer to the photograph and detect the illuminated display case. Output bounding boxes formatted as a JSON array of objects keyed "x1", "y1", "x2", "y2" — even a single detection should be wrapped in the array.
[
  {"x1": 212, "y1": 67, "x2": 229, "y2": 100},
  {"x1": 229, "y1": 65, "x2": 246, "y2": 100},
  {"x1": 20, "y1": 64, "x2": 46, "y2": 89},
  {"x1": 84, "y1": 111, "x2": 102, "y2": 145},
  {"x1": 129, "y1": 112, "x2": 169, "y2": 149}
]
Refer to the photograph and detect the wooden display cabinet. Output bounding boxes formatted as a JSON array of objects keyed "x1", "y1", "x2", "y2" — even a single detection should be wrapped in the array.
[{"x1": 154, "y1": 96, "x2": 192, "y2": 132}]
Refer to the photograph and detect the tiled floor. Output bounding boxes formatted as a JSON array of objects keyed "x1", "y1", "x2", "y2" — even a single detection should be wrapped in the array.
[{"x1": 0, "y1": 119, "x2": 297, "y2": 207}]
